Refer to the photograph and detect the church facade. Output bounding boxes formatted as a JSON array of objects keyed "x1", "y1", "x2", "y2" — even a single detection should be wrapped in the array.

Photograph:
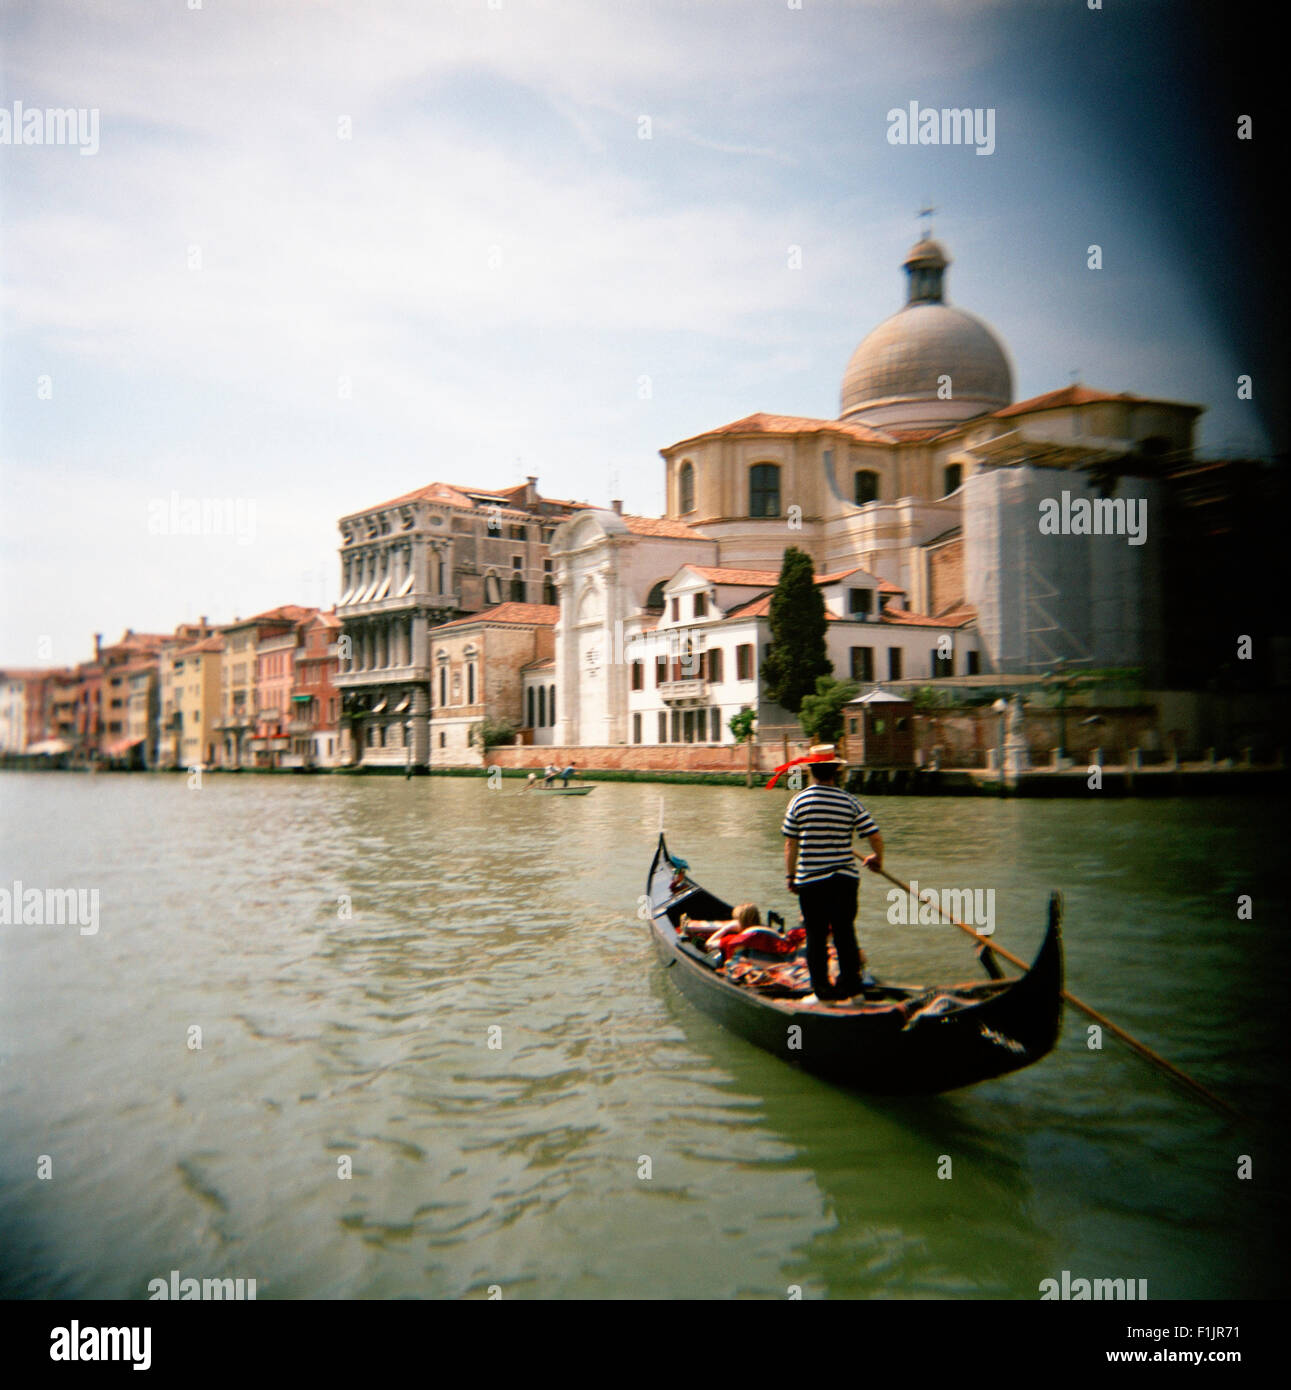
[{"x1": 550, "y1": 233, "x2": 1202, "y2": 749}]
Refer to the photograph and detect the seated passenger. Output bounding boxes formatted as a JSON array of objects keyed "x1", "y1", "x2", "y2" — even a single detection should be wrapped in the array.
[{"x1": 704, "y1": 903, "x2": 761, "y2": 951}]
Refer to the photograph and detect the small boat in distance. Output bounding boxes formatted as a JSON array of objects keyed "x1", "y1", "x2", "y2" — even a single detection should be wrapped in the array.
[
  {"x1": 645, "y1": 834, "x2": 1063, "y2": 1096},
  {"x1": 525, "y1": 773, "x2": 595, "y2": 795}
]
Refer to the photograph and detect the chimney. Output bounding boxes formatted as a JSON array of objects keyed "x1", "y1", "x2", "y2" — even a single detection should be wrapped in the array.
[
  {"x1": 526, "y1": 475, "x2": 538, "y2": 506},
  {"x1": 94, "y1": 633, "x2": 102, "y2": 660},
  {"x1": 611, "y1": 499, "x2": 622, "y2": 515}
]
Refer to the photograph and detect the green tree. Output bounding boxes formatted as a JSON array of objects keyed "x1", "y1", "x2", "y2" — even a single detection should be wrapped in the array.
[
  {"x1": 471, "y1": 717, "x2": 517, "y2": 751},
  {"x1": 728, "y1": 708, "x2": 756, "y2": 743},
  {"x1": 798, "y1": 676, "x2": 859, "y2": 743},
  {"x1": 761, "y1": 546, "x2": 831, "y2": 713}
]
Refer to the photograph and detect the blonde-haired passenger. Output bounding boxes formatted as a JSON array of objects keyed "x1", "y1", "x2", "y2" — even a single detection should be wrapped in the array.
[{"x1": 677, "y1": 902, "x2": 761, "y2": 951}]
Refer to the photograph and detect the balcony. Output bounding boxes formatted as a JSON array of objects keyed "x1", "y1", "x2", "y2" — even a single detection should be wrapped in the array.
[{"x1": 658, "y1": 679, "x2": 709, "y2": 704}]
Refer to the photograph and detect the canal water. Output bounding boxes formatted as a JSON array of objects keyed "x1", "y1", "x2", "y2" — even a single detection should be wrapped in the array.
[{"x1": 1, "y1": 772, "x2": 1286, "y2": 1299}]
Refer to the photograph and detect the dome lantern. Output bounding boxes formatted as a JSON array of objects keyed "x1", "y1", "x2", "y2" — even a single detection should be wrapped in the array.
[{"x1": 838, "y1": 235, "x2": 1012, "y2": 429}]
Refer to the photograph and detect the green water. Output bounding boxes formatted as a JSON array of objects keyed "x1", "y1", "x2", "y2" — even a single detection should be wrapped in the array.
[{"x1": 0, "y1": 772, "x2": 1286, "y2": 1299}]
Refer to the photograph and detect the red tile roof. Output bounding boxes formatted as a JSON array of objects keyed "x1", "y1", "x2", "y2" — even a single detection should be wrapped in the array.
[
  {"x1": 432, "y1": 602, "x2": 560, "y2": 632},
  {"x1": 176, "y1": 635, "x2": 225, "y2": 656},
  {"x1": 227, "y1": 605, "x2": 315, "y2": 630},
  {"x1": 347, "y1": 479, "x2": 595, "y2": 520},
  {"x1": 686, "y1": 565, "x2": 782, "y2": 587},
  {"x1": 664, "y1": 411, "x2": 892, "y2": 451},
  {"x1": 880, "y1": 604, "x2": 975, "y2": 629},
  {"x1": 621, "y1": 514, "x2": 708, "y2": 539},
  {"x1": 994, "y1": 385, "x2": 1202, "y2": 418}
]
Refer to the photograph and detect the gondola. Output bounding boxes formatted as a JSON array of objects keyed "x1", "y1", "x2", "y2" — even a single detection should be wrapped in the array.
[
  {"x1": 531, "y1": 782, "x2": 595, "y2": 795},
  {"x1": 645, "y1": 834, "x2": 1063, "y2": 1095}
]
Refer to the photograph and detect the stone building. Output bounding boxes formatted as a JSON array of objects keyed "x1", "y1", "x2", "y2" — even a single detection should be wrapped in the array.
[
  {"x1": 171, "y1": 634, "x2": 224, "y2": 770},
  {"x1": 653, "y1": 235, "x2": 1199, "y2": 676},
  {"x1": 335, "y1": 477, "x2": 583, "y2": 769},
  {"x1": 215, "y1": 606, "x2": 314, "y2": 767},
  {"x1": 426, "y1": 602, "x2": 558, "y2": 767},
  {"x1": 289, "y1": 610, "x2": 342, "y2": 767}
]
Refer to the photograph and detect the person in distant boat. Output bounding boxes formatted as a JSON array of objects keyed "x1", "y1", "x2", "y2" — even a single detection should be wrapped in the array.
[
  {"x1": 542, "y1": 763, "x2": 557, "y2": 786},
  {"x1": 561, "y1": 761, "x2": 576, "y2": 787},
  {"x1": 781, "y1": 744, "x2": 883, "y2": 1004}
]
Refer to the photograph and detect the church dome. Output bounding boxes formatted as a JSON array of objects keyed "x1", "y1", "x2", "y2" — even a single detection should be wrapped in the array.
[{"x1": 840, "y1": 237, "x2": 1012, "y2": 429}]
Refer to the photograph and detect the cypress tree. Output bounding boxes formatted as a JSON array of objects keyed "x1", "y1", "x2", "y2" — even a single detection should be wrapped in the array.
[{"x1": 761, "y1": 546, "x2": 832, "y2": 713}]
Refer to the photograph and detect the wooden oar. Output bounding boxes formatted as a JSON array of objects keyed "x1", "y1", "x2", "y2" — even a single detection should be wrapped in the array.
[{"x1": 857, "y1": 855, "x2": 1241, "y2": 1119}]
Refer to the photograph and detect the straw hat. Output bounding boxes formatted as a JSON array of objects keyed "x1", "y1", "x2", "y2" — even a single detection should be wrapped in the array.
[{"x1": 807, "y1": 743, "x2": 847, "y2": 766}]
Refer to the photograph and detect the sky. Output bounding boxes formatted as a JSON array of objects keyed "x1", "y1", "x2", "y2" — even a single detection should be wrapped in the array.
[{"x1": 0, "y1": 0, "x2": 1277, "y2": 668}]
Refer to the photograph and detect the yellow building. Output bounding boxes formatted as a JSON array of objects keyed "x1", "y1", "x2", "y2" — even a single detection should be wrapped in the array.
[{"x1": 172, "y1": 634, "x2": 224, "y2": 770}]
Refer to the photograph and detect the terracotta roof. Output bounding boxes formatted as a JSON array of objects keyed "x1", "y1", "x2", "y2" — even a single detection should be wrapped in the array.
[
  {"x1": 994, "y1": 385, "x2": 1202, "y2": 419},
  {"x1": 685, "y1": 565, "x2": 782, "y2": 587},
  {"x1": 432, "y1": 602, "x2": 560, "y2": 632},
  {"x1": 684, "y1": 563, "x2": 903, "y2": 593},
  {"x1": 347, "y1": 479, "x2": 595, "y2": 521},
  {"x1": 664, "y1": 411, "x2": 892, "y2": 451},
  {"x1": 882, "y1": 426, "x2": 953, "y2": 442},
  {"x1": 621, "y1": 514, "x2": 708, "y2": 539},
  {"x1": 881, "y1": 604, "x2": 975, "y2": 629},
  {"x1": 0, "y1": 668, "x2": 61, "y2": 681},
  {"x1": 227, "y1": 605, "x2": 315, "y2": 630},
  {"x1": 176, "y1": 635, "x2": 225, "y2": 656}
]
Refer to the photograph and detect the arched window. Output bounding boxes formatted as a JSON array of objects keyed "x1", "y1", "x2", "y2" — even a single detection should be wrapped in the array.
[
  {"x1": 854, "y1": 470, "x2": 880, "y2": 505},
  {"x1": 549, "y1": 685, "x2": 556, "y2": 725},
  {"x1": 538, "y1": 686, "x2": 546, "y2": 727},
  {"x1": 942, "y1": 464, "x2": 963, "y2": 496},
  {"x1": 645, "y1": 579, "x2": 666, "y2": 612},
  {"x1": 749, "y1": 464, "x2": 780, "y2": 518},
  {"x1": 527, "y1": 687, "x2": 535, "y2": 727},
  {"x1": 510, "y1": 576, "x2": 525, "y2": 602},
  {"x1": 678, "y1": 461, "x2": 695, "y2": 514}
]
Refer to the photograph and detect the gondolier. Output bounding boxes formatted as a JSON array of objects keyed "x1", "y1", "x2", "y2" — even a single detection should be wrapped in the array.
[{"x1": 781, "y1": 744, "x2": 884, "y2": 1004}]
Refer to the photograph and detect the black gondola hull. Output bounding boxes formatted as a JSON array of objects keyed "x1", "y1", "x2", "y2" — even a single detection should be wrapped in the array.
[{"x1": 646, "y1": 835, "x2": 1063, "y2": 1096}]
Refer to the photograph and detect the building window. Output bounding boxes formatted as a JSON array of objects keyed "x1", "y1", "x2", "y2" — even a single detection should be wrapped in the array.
[
  {"x1": 943, "y1": 464, "x2": 963, "y2": 496},
  {"x1": 658, "y1": 711, "x2": 667, "y2": 743},
  {"x1": 528, "y1": 687, "x2": 535, "y2": 727},
  {"x1": 548, "y1": 686, "x2": 555, "y2": 724},
  {"x1": 888, "y1": 647, "x2": 903, "y2": 681},
  {"x1": 510, "y1": 526, "x2": 526, "y2": 540},
  {"x1": 670, "y1": 597, "x2": 680, "y2": 621},
  {"x1": 438, "y1": 666, "x2": 447, "y2": 707},
  {"x1": 510, "y1": 577, "x2": 525, "y2": 602},
  {"x1": 736, "y1": 644, "x2": 754, "y2": 681},
  {"x1": 467, "y1": 663, "x2": 476, "y2": 705},
  {"x1": 655, "y1": 655, "x2": 667, "y2": 686},
  {"x1": 848, "y1": 588, "x2": 873, "y2": 618},
  {"x1": 707, "y1": 647, "x2": 723, "y2": 683},
  {"x1": 487, "y1": 513, "x2": 502, "y2": 536},
  {"x1": 671, "y1": 710, "x2": 681, "y2": 743},
  {"x1": 932, "y1": 650, "x2": 953, "y2": 678},
  {"x1": 710, "y1": 707, "x2": 721, "y2": 742},
  {"x1": 543, "y1": 579, "x2": 557, "y2": 606},
  {"x1": 631, "y1": 661, "x2": 644, "y2": 691},
  {"x1": 538, "y1": 686, "x2": 546, "y2": 726},
  {"x1": 749, "y1": 463, "x2": 780, "y2": 518},
  {"x1": 541, "y1": 527, "x2": 555, "y2": 543},
  {"x1": 439, "y1": 731, "x2": 445, "y2": 748},
  {"x1": 850, "y1": 647, "x2": 874, "y2": 682},
  {"x1": 633, "y1": 713, "x2": 642, "y2": 744},
  {"x1": 967, "y1": 650, "x2": 981, "y2": 675},
  {"x1": 679, "y1": 461, "x2": 695, "y2": 514},
  {"x1": 854, "y1": 470, "x2": 880, "y2": 505},
  {"x1": 693, "y1": 592, "x2": 707, "y2": 618}
]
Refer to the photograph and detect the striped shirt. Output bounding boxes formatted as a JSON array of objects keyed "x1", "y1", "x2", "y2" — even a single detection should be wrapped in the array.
[{"x1": 781, "y1": 784, "x2": 879, "y2": 885}]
